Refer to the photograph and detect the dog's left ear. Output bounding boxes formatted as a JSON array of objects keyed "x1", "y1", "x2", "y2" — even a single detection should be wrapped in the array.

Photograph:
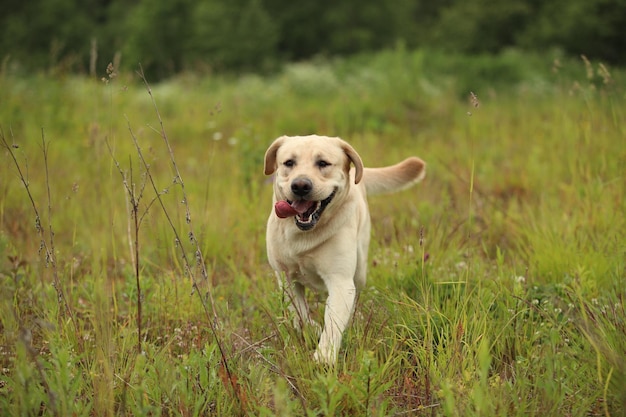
[
  {"x1": 341, "y1": 141, "x2": 364, "y2": 184},
  {"x1": 264, "y1": 136, "x2": 286, "y2": 175}
]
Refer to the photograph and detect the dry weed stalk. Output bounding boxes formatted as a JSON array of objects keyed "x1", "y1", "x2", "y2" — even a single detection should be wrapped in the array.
[
  {"x1": 106, "y1": 64, "x2": 243, "y2": 409},
  {"x1": 1, "y1": 128, "x2": 79, "y2": 334},
  {"x1": 1, "y1": 127, "x2": 86, "y2": 415},
  {"x1": 105, "y1": 142, "x2": 158, "y2": 353}
]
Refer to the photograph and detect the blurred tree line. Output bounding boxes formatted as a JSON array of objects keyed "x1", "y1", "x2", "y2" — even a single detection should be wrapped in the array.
[{"x1": 1, "y1": 0, "x2": 624, "y2": 78}]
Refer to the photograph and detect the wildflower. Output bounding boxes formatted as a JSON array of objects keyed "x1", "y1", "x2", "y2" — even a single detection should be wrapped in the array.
[
  {"x1": 470, "y1": 91, "x2": 480, "y2": 108},
  {"x1": 581, "y1": 55, "x2": 593, "y2": 80},
  {"x1": 597, "y1": 63, "x2": 612, "y2": 85}
]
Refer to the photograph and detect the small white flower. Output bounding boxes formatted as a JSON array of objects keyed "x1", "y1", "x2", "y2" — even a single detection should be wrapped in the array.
[{"x1": 213, "y1": 132, "x2": 223, "y2": 141}]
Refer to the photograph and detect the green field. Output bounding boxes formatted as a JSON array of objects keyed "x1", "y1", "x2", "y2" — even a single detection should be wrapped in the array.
[{"x1": 1, "y1": 49, "x2": 625, "y2": 416}]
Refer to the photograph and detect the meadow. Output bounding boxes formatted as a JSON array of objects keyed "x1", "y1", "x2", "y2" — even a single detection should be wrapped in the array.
[{"x1": 0, "y1": 48, "x2": 625, "y2": 416}]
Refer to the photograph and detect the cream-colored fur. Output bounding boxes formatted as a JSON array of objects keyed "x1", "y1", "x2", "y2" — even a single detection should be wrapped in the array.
[{"x1": 264, "y1": 135, "x2": 426, "y2": 364}]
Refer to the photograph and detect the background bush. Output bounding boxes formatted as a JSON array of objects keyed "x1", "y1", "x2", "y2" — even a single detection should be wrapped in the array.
[{"x1": 1, "y1": 0, "x2": 625, "y2": 77}]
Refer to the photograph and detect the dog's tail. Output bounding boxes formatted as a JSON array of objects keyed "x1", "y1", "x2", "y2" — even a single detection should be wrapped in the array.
[{"x1": 362, "y1": 157, "x2": 426, "y2": 196}]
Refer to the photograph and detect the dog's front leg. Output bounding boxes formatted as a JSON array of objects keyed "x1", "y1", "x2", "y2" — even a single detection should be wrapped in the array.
[{"x1": 314, "y1": 278, "x2": 356, "y2": 364}]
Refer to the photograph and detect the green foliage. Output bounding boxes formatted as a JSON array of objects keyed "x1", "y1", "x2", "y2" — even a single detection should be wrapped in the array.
[
  {"x1": 0, "y1": 0, "x2": 100, "y2": 72},
  {"x1": 520, "y1": 0, "x2": 626, "y2": 63},
  {"x1": 263, "y1": 0, "x2": 417, "y2": 59},
  {"x1": 1, "y1": 50, "x2": 625, "y2": 415},
  {"x1": 187, "y1": 0, "x2": 278, "y2": 71},
  {"x1": 123, "y1": 0, "x2": 195, "y2": 76},
  {"x1": 430, "y1": 0, "x2": 532, "y2": 53},
  {"x1": 1, "y1": 0, "x2": 626, "y2": 76}
]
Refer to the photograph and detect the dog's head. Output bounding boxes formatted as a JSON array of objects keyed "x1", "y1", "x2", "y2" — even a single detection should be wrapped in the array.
[{"x1": 264, "y1": 135, "x2": 363, "y2": 231}]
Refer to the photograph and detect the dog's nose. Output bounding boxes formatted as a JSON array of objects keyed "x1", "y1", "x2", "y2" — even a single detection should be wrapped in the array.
[{"x1": 291, "y1": 178, "x2": 312, "y2": 197}]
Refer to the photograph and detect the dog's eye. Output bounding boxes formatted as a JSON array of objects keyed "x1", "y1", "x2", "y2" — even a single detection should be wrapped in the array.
[
  {"x1": 317, "y1": 160, "x2": 331, "y2": 168},
  {"x1": 283, "y1": 159, "x2": 295, "y2": 168}
]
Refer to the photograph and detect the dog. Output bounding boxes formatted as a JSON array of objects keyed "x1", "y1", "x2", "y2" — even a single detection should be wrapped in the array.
[{"x1": 264, "y1": 135, "x2": 426, "y2": 364}]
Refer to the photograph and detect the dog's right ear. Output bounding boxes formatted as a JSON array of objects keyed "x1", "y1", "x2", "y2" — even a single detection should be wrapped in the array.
[{"x1": 264, "y1": 136, "x2": 286, "y2": 175}]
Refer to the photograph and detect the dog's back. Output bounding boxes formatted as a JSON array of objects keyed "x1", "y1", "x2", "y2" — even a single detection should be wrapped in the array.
[{"x1": 362, "y1": 157, "x2": 426, "y2": 196}]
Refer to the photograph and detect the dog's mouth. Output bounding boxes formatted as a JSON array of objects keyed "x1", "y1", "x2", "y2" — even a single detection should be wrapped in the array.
[{"x1": 275, "y1": 189, "x2": 337, "y2": 231}]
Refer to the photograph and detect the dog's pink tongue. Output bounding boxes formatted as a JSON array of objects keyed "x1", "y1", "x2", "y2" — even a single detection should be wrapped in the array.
[
  {"x1": 274, "y1": 200, "x2": 313, "y2": 218},
  {"x1": 275, "y1": 201, "x2": 298, "y2": 218}
]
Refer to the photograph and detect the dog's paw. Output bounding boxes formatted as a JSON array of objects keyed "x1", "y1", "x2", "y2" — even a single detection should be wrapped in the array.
[{"x1": 313, "y1": 344, "x2": 337, "y2": 365}]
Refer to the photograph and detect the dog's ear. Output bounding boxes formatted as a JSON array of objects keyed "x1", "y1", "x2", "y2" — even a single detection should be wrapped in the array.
[
  {"x1": 264, "y1": 136, "x2": 286, "y2": 175},
  {"x1": 341, "y1": 141, "x2": 364, "y2": 184}
]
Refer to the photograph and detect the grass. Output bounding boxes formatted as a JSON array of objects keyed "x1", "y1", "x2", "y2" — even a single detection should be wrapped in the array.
[{"x1": 0, "y1": 48, "x2": 625, "y2": 416}]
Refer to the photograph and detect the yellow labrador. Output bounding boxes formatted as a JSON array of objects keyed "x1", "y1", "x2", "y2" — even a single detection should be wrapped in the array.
[{"x1": 264, "y1": 135, "x2": 426, "y2": 364}]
